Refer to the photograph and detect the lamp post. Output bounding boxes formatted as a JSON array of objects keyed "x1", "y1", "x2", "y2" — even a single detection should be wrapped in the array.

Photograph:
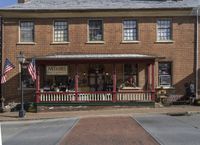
[{"x1": 17, "y1": 51, "x2": 26, "y2": 118}]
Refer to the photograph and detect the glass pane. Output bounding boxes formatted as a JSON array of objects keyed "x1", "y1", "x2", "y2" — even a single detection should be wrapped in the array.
[
  {"x1": 157, "y1": 19, "x2": 171, "y2": 41},
  {"x1": 123, "y1": 20, "x2": 137, "y2": 41},
  {"x1": 89, "y1": 20, "x2": 103, "y2": 41},
  {"x1": 20, "y1": 21, "x2": 34, "y2": 42},
  {"x1": 54, "y1": 21, "x2": 68, "y2": 42}
]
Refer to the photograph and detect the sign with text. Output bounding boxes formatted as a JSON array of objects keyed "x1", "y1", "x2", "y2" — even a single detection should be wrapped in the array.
[{"x1": 46, "y1": 66, "x2": 68, "y2": 75}]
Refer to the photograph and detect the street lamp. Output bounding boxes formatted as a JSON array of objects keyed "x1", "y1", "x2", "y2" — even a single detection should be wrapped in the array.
[{"x1": 17, "y1": 51, "x2": 26, "y2": 118}]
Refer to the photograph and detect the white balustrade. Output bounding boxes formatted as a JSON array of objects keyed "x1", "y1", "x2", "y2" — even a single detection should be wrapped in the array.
[
  {"x1": 78, "y1": 93, "x2": 112, "y2": 101},
  {"x1": 117, "y1": 92, "x2": 152, "y2": 101},
  {"x1": 40, "y1": 93, "x2": 75, "y2": 102}
]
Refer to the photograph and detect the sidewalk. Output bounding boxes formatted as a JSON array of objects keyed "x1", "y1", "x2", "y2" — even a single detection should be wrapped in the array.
[{"x1": 0, "y1": 105, "x2": 199, "y2": 122}]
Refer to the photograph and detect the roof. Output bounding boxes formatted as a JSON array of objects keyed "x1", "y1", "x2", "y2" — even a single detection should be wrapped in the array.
[
  {"x1": 35, "y1": 54, "x2": 156, "y2": 60},
  {"x1": 2, "y1": 0, "x2": 200, "y2": 11}
]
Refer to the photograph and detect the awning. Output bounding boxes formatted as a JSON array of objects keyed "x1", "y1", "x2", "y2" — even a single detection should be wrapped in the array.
[{"x1": 35, "y1": 53, "x2": 157, "y2": 60}]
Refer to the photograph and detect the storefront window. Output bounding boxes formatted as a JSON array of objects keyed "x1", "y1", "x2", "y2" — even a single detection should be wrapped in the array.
[
  {"x1": 22, "y1": 65, "x2": 35, "y2": 88},
  {"x1": 123, "y1": 64, "x2": 138, "y2": 87},
  {"x1": 158, "y1": 62, "x2": 172, "y2": 86}
]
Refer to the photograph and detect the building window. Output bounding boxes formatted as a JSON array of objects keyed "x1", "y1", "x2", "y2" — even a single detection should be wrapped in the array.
[
  {"x1": 157, "y1": 19, "x2": 172, "y2": 41},
  {"x1": 20, "y1": 21, "x2": 34, "y2": 42},
  {"x1": 89, "y1": 20, "x2": 103, "y2": 41},
  {"x1": 158, "y1": 62, "x2": 172, "y2": 87},
  {"x1": 123, "y1": 20, "x2": 138, "y2": 41},
  {"x1": 22, "y1": 64, "x2": 35, "y2": 88},
  {"x1": 123, "y1": 64, "x2": 138, "y2": 87},
  {"x1": 54, "y1": 21, "x2": 68, "y2": 42}
]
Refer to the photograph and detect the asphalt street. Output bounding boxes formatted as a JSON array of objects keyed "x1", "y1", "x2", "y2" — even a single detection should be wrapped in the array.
[
  {"x1": 1, "y1": 118, "x2": 78, "y2": 145},
  {"x1": 135, "y1": 114, "x2": 200, "y2": 145}
]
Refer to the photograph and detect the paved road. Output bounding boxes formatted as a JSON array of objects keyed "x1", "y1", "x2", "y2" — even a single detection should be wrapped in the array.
[
  {"x1": 135, "y1": 114, "x2": 200, "y2": 145},
  {"x1": 59, "y1": 116, "x2": 159, "y2": 145},
  {"x1": 1, "y1": 118, "x2": 78, "y2": 145}
]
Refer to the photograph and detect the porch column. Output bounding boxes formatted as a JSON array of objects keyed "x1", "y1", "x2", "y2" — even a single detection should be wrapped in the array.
[
  {"x1": 112, "y1": 64, "x2": 117, "y2": 102},
  {"x1": 147, "y1": 64, "x2": 151, "y2": 90},
  {"x1": 151, "y1": 63, "x2": 155, "y2": 101},
  {"x1": 36, "y1": 66, "x2": 40, "y2": 103},
  {"x1": 75, "y1": 64, "x2": 79, "y2": 102}
]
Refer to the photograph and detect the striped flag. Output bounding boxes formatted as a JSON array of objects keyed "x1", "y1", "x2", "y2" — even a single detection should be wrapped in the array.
[
  {"x1": 1, "y1": 75, "x2": 6, "y2": 84},
  {"x1": 1, "y1": 58, "x2": 15, "y2": 84},
  {"x1": 28, "y1": 58, "x2": 36, "y2": 81},
  {"x1": 2, "y1": 58, "x2": 15, "y2": 74}
]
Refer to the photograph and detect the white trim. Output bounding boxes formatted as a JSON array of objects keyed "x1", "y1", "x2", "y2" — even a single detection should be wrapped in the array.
[
  {"x1": 87, "y1": 19, "x2": 104, "y2": 42},
  {"x1": 17, "y1": 42, "x2": 36, "y2": 45},
  {"x1": 52, "y1": 19, "x2": 69, "y2": 43},
  {"x1": 50, "y1": 42, "x2": 70, "y2": 45},
  {"x1": 121, "y1": 41, "x2": 140, "y2": 44},
  {"x1": 155, "y1": 40, "x2": 174, "y2": 43},
  {"x1": 86, "y1": 41, "x2": 105, "y2": 44},
  {"x1": 156, "y1": 18, "x2": 173, "y2": 42}
]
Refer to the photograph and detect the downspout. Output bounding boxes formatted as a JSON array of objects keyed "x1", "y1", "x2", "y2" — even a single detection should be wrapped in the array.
[{"x1": 196, "y1": 8, "x2": 199, "y2": 99}]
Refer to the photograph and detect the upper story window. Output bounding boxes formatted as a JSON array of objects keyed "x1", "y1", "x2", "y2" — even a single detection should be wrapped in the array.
[
  {"x1": 54, "y1": 21, "x2": 68, "y2": 42},
  {"x1": 158, "y1": 62, "x2": 172, "y2": 87},
  {"x1": 20, "y1": 21, "x2": 34, "y2": 42},
  {"x1": 123, "y1": 20, "x2": 138, "y2": 41},
  {"x1": 89, "y1": 20, "x2": 103, "y2": 41},
  {"x1": 157, "y1": 19, "x2": 172, "y2": 41}
]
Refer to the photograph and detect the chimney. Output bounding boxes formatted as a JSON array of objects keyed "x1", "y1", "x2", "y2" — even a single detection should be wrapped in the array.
[{"x1": 18, "y1": 0, "x2": 29, "y2": 3}]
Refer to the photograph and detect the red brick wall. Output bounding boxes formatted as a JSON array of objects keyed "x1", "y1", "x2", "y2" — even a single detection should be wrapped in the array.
[{"x1": 2, "y1": 16, "x2": 196, "y2": 102}]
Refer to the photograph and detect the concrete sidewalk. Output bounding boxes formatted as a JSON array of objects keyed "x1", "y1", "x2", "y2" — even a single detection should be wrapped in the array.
[{"x1": 0, "y1": 105, "x2": 199, "y2": 122}]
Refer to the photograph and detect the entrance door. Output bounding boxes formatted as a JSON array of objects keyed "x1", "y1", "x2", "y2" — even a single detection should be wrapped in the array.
[{"x1": 88, "y1": 64, "x2": 104, "y2": 91}]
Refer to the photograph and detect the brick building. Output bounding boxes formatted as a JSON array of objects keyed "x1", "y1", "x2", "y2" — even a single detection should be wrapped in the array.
[{"x1": 0, "y1": 0, "x2": 199, "y2": 107}]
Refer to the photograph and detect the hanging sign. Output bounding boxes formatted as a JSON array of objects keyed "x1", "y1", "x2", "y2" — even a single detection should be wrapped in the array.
[{"x1": 46, "y1": 66, "x2": 68, "y2": 75}]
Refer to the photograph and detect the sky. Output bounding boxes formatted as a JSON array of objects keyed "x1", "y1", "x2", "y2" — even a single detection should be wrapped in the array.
[{"x1": 0, "y1": 0, "x2": 17, "y2": 8}]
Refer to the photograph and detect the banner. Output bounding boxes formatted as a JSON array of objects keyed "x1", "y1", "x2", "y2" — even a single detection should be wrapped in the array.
[{"x1": 46, "y1": 66, "x2": 68, "y2": 75}]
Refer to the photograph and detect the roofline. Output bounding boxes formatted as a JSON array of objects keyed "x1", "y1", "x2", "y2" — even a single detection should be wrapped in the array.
[{"x1": 0, "y1": 7, "x2": 193, "y2": 12}]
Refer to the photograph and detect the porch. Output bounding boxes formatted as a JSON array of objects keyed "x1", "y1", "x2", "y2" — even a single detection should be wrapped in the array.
[{"x1": 35, "y1": 54, "x2": 156, "y2": 105}]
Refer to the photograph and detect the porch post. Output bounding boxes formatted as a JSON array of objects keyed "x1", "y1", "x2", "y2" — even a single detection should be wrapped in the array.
[
  {"x1": 36, "y1": 66, "x2": 40, "y2": 103},
  {"x1": 147, "y1": 64, "x2": 151, "y2": 90},
  {"x1": 151, "y1": 63, "x2": 155, "y2": 101},
  {"x1": 75, "y1": 64, "x2": 79, "y2": 102},
  {"x1": 112, "y1": 64, "x2": 117, "y2": 102}
]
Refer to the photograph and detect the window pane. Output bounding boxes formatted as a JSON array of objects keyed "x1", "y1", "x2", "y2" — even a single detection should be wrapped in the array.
[
  {"x1": 123, "y1": 20, "x2": 137, "y2": 41},
  {"x1": 20, "y1": 21, "x2": 34, "y2": 42},
  {"x1": 158, "y1": 62, "x2": 172, "y2": 86},
  {"x1": 157, "y1": 19, "x2": 172, "y2": 41},
  {"x1": 89, "y1": 20, "x2": 103, "y2": 41},
  {"x1": 54, "y1": 21, "x2": 68, "y2": 42},
  {"x1": 124, "y1": 64, "x2": 138, "y2": 87},
  {"x1": 22, "y1": 65, "x2": 35, "y2": 88}
]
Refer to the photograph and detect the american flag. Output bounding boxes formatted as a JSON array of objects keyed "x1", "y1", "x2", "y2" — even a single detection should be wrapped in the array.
[
  {"x1": 1, "y1": 75, "x2": 6, "y2": 84},
  {"x1": 28, "y1": 58, "x2": 36, "y2": 81},
  {"x1": 1, "y1": 58, "x2": 15, "y2": 84}
]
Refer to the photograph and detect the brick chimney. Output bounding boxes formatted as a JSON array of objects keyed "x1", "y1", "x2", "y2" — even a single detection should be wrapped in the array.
[{"x1": 18, "y1": 0, "x2": 29, "y2": 3}]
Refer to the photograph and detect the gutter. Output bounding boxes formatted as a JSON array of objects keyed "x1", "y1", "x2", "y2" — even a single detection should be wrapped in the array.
[{"x1": 196, "y1": 7, "x2": 199, "y2": 99}]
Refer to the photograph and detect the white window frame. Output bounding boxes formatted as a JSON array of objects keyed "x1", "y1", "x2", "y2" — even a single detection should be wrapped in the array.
[
  {"x1": 88, "y1": 19, "x2": 104, "y2": 42},
  {"x1": 19, "y1": 20, "x2": 35, "y2": 43},
  {"x1": 122, "y1": 19, "x2": 138, "y2": 42},
  {"x1": 156, "y1": 18, "x2": 172, "y2": 41},
  {"x1": 53, "y1": 20, "x2": 69, "y2": 43}
]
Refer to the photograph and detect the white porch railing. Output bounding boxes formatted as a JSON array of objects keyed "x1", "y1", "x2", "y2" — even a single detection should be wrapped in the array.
[
  {"x1": 78, "y1": 92, "x2": 112, "y2": 102},
  {"x1": 37, "y1": 91, "x2": 154, "y2": 103},
  {"x1": 40, "y1": 92, "x2": 76, "y2": 102},
  {"x1": 117, "y1": 92, "x2": 152, "y2": 101}
]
